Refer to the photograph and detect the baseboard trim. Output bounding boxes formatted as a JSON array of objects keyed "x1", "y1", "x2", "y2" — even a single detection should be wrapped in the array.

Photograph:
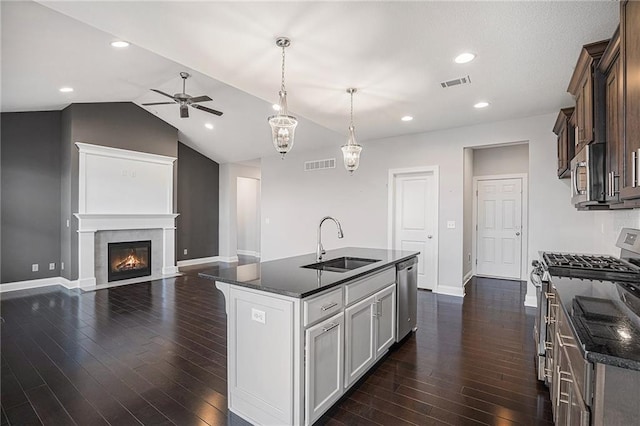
[
  {"x1": 0, "y1": 276, "x2": 78, "y2": 293},
  {"x1": 524, "y1": 294, "x2": 538, "y2": 308},
  {"x1": 463, "y1": 271, "x2": 473, "y2": 287},
  {"x1": 237, "y1": 250, "x2": 261, "y2": 258},
  {"x1": 435, "y1": 285, "x2": 465, "y2": 298},
  {"x1": 177, "y1": 256, "x2": 220, "y2": 267}
]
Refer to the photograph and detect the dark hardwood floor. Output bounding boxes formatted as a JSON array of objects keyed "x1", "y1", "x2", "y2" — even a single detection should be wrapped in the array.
[{"x1": 1, "y1": 265, "x2": 553, "y2": 425}]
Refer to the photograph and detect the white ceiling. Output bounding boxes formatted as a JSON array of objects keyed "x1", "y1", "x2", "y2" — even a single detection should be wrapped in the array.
[{"x1": 2, "y1": 1, "x2": 620, "y2": 164}]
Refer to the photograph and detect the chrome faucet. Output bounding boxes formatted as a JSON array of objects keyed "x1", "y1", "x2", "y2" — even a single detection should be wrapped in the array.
[{"x1": 317, "y1": 216, "x2": 344, "y2": 261}]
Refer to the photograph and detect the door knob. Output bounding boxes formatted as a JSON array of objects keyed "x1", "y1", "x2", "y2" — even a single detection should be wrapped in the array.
[
  {"x1": 516, "y1": 232, "x2": 521, "y2": 236},
  {"x1": 427, "y1": 235, "x2": 433, "y2": 239}
]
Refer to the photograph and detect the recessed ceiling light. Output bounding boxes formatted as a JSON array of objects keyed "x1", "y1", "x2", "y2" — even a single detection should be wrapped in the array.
[
  {"x1": 401, "y1": 116, "x2": 414, "y2": 122},
  {"x1": 474, "y1": 101, "x2": 490, "y2": 109},
  {"x1": 272, "y1": 104, "x2": 281, "y2": 111},
  {"x1": 204, "y1": 123, "x2": 214, "y2": 130},
  {"x1": 455, "y1": 53, "x2": 476, "y2": 64},
  {"x1": 110, "y1": 41, "x2": 130, "y2": 48},
  {"x1": 59, "y1": 87, "x2": 74, "y2": 93}
]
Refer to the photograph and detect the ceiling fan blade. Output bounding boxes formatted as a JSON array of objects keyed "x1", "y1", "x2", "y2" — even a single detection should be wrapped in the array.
[
  {"x1": 189, "y1": 95, "x2": 212, "y2": 103},
  {"x1": 180, "y1": 105, "x2": 189, "y2": 118},
  {"x1": 191, "y1": 103, "x2": 223, "y2": 116},
  {"x1": 141, "y1": 102, "x2": 175, "y2": 106},
  {"x1": 150, "y1": 89, "x2": 176, "y2": 100}
]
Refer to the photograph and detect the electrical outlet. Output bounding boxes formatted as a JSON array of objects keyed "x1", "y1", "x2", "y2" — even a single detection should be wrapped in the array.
[
  {"x1": 66, "y1": 219, "x2": 70, "y2": 228},
  {"x1": 183, "y1": 248, "x2": 188, "y2": 255},
  {"x1": 49, "y1": 263, "x2": 55, "y2": 270},
  {"x1": 32, "y1": 264, "x2": 39, "y2": 272},
  {"x1": 447, "y1": 221, "x2": 456, "y2": 229},
  {"x1": 61, "y1": 262, "x2": 65, "y2": 270},
  {"x1": 251, "y1": 308, "x2": 266, "y2": 324}
]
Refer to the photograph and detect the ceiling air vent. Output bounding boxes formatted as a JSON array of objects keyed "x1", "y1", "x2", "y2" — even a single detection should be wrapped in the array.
[
  {"x1": 440, "y1": 75, "x2": 471, "y2": 88},
  {"x1": 304, "y1": 158, "x2": 336, "y2": 172}
]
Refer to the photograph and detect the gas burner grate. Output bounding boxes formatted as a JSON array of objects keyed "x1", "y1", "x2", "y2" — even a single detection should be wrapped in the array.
[{"x1": 542, "y1": 252, "x2": 640, "y2": 282}]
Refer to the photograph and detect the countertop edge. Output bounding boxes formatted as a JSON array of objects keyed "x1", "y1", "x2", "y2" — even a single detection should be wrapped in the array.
[{"x1": 199, "y1": 250, "x2": 418, "y2": 299}]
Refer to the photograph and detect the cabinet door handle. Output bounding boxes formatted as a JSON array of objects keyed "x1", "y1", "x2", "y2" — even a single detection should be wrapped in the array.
[
  {"x1": 377, "y1": 299, "x2": 382, "y2": 318},
  {"x1": 633, "y1": 151, "x2": 638, "y2": 188},
  {"x1": 321, "y1": 302, "x2": 338, "y2": 311},
  {"x1": 321, "y1": 322, "x2": 339, "y2": 333}
]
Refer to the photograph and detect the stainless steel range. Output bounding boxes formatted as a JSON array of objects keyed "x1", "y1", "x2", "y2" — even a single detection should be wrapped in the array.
[{"x1": 532, "y1": 228, "x2": 640, "y2": 382}]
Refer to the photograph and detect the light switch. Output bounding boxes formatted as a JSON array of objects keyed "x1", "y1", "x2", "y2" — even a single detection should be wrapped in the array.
[
  {"x1": 251, "y1": 308, "x2": 266, "y2": 324},
  {"x1": 447, "y1": 221, "x2": 456, "y2": 229}
]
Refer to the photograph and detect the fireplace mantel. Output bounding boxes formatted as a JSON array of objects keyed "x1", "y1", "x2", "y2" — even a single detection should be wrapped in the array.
[{"x1": 74, "y1": 142, "x2": 179, "y2": 290}]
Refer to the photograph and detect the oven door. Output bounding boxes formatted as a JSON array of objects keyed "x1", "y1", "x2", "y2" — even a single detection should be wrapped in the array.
[{"x1": 531, "y1": 261, "x2": 549, "y2": 381}]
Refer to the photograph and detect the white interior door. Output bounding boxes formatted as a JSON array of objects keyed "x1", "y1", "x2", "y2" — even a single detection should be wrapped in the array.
[
  {"x1": 476, "y1": 178, "x2": 523, "y2": 279},
  {"x1": 393, "y1": 171, "x2": 437, "y2": 290}
]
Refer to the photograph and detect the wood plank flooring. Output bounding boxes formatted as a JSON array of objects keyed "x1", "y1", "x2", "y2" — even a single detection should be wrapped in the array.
[{"x1": 1, "y1": 265, "x2": 553, "y2": 425}]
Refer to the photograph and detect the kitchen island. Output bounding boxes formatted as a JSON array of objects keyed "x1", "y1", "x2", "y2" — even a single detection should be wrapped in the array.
[{"x1": 199, "y1": 247, "x2": 418, "y2": 426}]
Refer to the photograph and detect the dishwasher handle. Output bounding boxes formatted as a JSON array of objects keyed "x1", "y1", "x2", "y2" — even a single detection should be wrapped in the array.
[{"x1": 397, "y1": 257, "x2": 418, "y2": 271}]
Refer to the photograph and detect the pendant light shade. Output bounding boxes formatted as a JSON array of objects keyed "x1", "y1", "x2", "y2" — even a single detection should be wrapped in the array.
[
  {"x1": 341, "y1": 88, "x2": 362, "y2": 174},
  {"x1": 268, "y1": 37, "x2": 298, "y2": 158}
]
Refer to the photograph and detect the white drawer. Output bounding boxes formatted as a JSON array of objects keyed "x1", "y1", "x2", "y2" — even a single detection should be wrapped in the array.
[
  {"x1": 345, "y1": 267, "x2": 395, "y2": 306},
  {"x1": 303, "y1": 287, "x2": 344, "y2": 327}
]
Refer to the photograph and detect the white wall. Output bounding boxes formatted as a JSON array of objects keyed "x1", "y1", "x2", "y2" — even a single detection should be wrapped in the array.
[
  {"x1": 473, "y1": 143, "x2": 529, "y2": 176},
  {"x1": 261, "y1": 113, "x2": 640, "y2": 303},
  {"x1": 462, "y1": 148, "x2": 474, "y2": 277},
  {"x1": 219, "y1": 163, "x2": 260, "y2": 260},
  {"x1": 237, "y1": 177, "x2": 261, "y2": 256}
]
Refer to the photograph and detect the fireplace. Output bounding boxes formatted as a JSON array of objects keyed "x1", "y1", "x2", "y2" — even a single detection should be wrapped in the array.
[{"x1": 107, "y1": 240, "x2": 151, "y2": 282}]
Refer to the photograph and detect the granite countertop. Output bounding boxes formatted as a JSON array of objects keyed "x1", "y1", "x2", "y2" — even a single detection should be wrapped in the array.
[
  {"x1": 550, "y1": 275, "x2": 640, "y2": 371},
  {"x1": 198, "y1": 247, "x2": 419, "y2": 298}
]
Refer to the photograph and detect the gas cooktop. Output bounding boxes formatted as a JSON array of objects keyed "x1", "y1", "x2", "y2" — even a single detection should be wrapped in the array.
[{"x1": 542, "y1": 252, "x2": 640, "y2": 283}]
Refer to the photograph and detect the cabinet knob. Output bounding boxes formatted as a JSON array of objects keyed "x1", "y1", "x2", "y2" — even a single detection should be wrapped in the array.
[
  {"x1": 427, "y1": 235, "x2": 433, "y2": 239},
  {"x1": 516, "y1": 232, "x2": 521, "y2": 236}
]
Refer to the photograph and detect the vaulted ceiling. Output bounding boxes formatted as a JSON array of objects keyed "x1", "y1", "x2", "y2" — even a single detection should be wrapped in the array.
[{"x1": 2, "y1": 1, "x2": 620, "y2": 163}]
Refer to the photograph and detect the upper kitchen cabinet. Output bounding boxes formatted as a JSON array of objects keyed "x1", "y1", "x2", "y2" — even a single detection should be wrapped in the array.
[
  {"x1": 553, "y1": 107, "x2": 575, "y2": 179},
  {"x1": 567, "y1": 40, "x2": 609, "y2": 153},
  {"x1": 598, "y1": 27, "x2": 625, "y2": 206},
  {"x1": 620, "y1": 0, "x2": 640, "y2": 202}
]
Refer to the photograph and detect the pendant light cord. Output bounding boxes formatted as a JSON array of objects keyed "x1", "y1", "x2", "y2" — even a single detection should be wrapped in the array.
[
  {"x1": 281, "y1": 45, "x2": 286, "y2": 93},
  {"x1": 350, "y1": 91, "x2": 354, "y2": 128}
]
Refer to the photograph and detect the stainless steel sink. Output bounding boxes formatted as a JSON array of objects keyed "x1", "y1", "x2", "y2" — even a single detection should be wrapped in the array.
[{"x1": 302, "y1": 257, "x2": 380, "y2": 273}]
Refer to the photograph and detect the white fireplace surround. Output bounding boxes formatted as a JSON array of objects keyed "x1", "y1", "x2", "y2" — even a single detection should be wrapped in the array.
[{"x1": 75, "y1": 142, "x2": 179, "y2": 290}]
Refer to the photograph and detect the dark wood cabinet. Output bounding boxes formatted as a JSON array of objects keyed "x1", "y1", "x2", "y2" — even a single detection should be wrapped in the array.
[
  {"x1": 620, "y1": 0, "x2": 640, "y2": 201},
  {"x1": 567, "y1": 40, "x2": 609, "y2": 153},
  {"x1": 553, "y1": 108, "x2": 575, "y2": 179},
  {"x1": 599, "y1": 27, "x2": 625, "y2": 206}
]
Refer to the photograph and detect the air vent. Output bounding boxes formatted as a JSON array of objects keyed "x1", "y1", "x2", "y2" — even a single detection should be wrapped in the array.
[
  {"x1": 304, "y1": 158, "x2": 336, "y2": 171},
  {"x1": 440, "y1": 75, "x2": 471, "y2": 88}
]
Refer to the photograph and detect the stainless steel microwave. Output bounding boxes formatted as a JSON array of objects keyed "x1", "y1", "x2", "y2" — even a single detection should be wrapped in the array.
[{"x1": 570, "y1": 143, "x2": 606, "y2": 206}]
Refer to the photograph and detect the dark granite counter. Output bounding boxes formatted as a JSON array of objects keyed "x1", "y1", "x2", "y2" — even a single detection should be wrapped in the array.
[
  {"x1": 550, "y1": 275, "x2": 640, "y2": 371},
  {"x1": 198, "y1": 247, "x2": 419, "y2": 298}
]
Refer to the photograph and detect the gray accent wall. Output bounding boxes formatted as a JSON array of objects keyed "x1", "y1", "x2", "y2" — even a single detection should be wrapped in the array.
[
  {"x1": 1, "y1": 111, "x2": 62, "y2": 283},
  {"x1": 60, "y1": 102, "x2": 178, "y2": 280},
  {"x1": 177, "y1": 142, "x2": 219, "y2": 261}
]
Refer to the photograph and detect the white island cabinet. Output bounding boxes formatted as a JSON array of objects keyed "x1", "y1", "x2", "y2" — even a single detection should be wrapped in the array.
[{"x1": 215, "y1": 265, "x2": 397, "y2": 426}]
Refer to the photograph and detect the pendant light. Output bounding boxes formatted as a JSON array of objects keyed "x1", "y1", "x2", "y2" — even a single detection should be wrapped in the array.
[
  {"x1": 341, "y1": 88, "x2": 362, "y2": 174},
  {"x1": 268, "y1": 37, "x2": 298, "y2": 158}
]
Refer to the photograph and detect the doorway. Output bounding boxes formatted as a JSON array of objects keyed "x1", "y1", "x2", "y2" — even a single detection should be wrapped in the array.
[
  {"x1": 473, "y1": 174, "x2": 528, "y2": 280},
  {"x1": 236, "y1": 177, "x2": 261, "y2": 259},
  {"x1": 388, "y1": 166, "x2": 439, "y2": 290}
]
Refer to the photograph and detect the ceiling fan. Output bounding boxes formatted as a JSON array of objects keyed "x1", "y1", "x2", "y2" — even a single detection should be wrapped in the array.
[{"x1": 142, "y1": 72, "x2": 223, "y2": 118}]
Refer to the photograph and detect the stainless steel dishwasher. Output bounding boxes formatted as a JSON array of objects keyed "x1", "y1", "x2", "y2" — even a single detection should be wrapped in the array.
[{"x1": 396, "y1": 257, "x2": 418, "y2": 342}]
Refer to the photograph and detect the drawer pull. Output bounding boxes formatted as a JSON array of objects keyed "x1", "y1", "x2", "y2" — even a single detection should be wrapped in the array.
[
  {"x1": 320, "y1": 302, "x2": 338, "y2": 311},
  {"x1": 321, "y1": 323, "x2": 339, "y2": 333}
]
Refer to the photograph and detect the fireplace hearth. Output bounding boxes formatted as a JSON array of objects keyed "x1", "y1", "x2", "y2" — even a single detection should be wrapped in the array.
[{"x1": 108, "y1": 240, "x2": 151, "y2": 282}]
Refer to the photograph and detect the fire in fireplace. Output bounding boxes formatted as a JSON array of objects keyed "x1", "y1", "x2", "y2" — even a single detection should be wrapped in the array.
[{"x1": 108, "y1": 240, "x2": 151, "y2": 282}]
